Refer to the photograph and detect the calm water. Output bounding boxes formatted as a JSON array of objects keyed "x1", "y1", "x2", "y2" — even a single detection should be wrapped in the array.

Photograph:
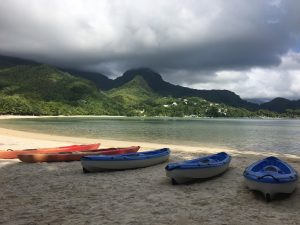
[{"x1": 0, "y1": 117, "x2": 300, "y2": 155}]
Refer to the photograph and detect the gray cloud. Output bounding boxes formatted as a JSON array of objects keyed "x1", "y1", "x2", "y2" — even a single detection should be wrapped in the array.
[{"x1": 0, "y1": 0, "x2": 300, "y2": 99}]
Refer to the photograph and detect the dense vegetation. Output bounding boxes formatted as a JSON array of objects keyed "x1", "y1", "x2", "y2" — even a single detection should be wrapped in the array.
[
  {"x1": 0, "y1": 65, "x2": 124, "y2": 115},
  {"x1": 0, "y1": 56, "x2": 299, "y2": 118}
]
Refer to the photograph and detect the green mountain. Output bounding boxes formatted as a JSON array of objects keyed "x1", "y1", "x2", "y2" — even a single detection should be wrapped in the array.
[
  {"x1": 0, "y1": 59, "x2": 255, "y2": 117},
  {"x1": 0, "y1": 55, "x2": 38, "y2": 69},
  {"x1": 0, "y1": 64, "x2": 98, "y2": 101},
  {"x1": 0, "y1": 63, "x2": 124, "y2": 115},
  {"x1": 112, "y1": 68, "x2": 259, "y2": 110},
  {"x1": 106, "y1": 75, "x2": 251, "y2": 117},
  {"x1": 65, "y1": 67, "x2": 259, "y2": 110},
  {"x1": 62, "y1": 68, "x2": 114, "y2": 90},
  {"x1": 107, "y1": 75, "x2": 158, "y2": 105},
  {"x1": 260, "y1": 97, "x2": 300, "y2": 113},
  {"x1": 0, "y1": 55, "x2": 299, "y2": 117}
]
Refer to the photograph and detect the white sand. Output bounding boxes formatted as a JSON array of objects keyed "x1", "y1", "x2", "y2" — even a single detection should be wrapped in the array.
[{"x1": 0, "y1": 126, "x2": 300, "y2": 225}]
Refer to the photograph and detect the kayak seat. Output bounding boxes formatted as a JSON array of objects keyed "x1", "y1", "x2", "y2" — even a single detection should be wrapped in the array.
[
  {"x1": 198, "y1": 158, "x2": 216, "y2": 166},
  {"x1": 263, "y1": 166, "x2": 282, "y2": 174},
  {"x1": 200, "y1": 158, "x2": 210, "y2": 163}
]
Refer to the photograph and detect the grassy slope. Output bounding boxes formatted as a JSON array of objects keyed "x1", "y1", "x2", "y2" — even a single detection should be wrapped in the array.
[{"x1": 107, "y1": 75, "x2": 158, "y2": 105}]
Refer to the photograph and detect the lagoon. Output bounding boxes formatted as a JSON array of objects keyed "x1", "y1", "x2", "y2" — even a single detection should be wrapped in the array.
[{"x1": 0, "y1": 117, "x2": 299, "y2": 155}]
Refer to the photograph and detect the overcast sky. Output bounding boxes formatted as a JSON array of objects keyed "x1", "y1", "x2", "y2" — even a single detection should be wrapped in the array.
[{"x1": 0, "y1": 0, "x2": 300, "y2": 100}]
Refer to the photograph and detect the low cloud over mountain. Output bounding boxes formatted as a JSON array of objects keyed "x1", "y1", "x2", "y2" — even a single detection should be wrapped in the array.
[{"x1": 0, "y1": 0, "x2": 300, "y2": 99}]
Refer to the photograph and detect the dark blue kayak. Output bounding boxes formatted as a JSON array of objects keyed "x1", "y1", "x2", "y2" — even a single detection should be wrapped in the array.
[
  {"x1": 165, "y1": 152, "x2": 231, "y2": 171},
  {"x1": 81, "y1": 148, "x2": 171, "y2": 172},
  {"x1": 165, "y1": 152, "x2": 231, "y2": 184},
  {"x1": 243, "y1": 156, "x2": 298, "y2": 184},
  {"x1": 81, "y1": 148, "x2": 170, "y2": 161}
]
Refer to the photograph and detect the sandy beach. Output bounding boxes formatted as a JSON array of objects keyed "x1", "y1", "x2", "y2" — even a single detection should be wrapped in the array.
[{"x1": 0, "y1": 125, "x2": 300, "y2": 225}]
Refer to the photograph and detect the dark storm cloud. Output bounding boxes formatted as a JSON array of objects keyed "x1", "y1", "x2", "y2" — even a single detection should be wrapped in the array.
[{"x1": 0, "y1": 0, "x2": 300, "y2": 98}]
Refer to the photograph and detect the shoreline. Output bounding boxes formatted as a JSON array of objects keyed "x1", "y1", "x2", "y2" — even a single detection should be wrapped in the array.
[
  {"x1": 1, "y1": 127, "x2": 300, "y2": 159},
  {"x1": 1, "y1": 127, "x2": 300, "y2": 224},
  {"x1": 0, "y1": 115, "x2": 127, "y2": 120},
  {"x1": 0, "y1": 114, "x2": 299, "y2": 121}
]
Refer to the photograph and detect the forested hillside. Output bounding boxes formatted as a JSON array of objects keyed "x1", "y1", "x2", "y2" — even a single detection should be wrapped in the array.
[
  {"x1": 0, "y1": 55, "x2": 299, "y2": 118},
  {"x1": 0, "y1": 64, "x2": 123, "y2": 115}
]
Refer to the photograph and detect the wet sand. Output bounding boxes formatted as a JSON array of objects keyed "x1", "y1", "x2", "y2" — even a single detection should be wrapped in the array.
[{"x1": 0, "y1": 126, "x2": 300, "y2": 225}]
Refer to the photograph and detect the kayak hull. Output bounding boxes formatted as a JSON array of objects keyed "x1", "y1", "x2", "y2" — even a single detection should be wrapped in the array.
[
  {"x1": 81, "y1": 148, "x2": 170, "y2": 172},
  {"x1": 166, "y1": 162, "x2": 230, "y2": 184},
  {"x1": 243, "y1": 156, "x2": 298, "y2": 200},
  {"x1": 18, "y1": 146, "x2": 140, "y2": 163},
  {"x1": 244, "y1": 177, "x2": 297, "y2": 199},
  {"x1": 165, "y1": 152, "x2": 231, "y2": 184}
]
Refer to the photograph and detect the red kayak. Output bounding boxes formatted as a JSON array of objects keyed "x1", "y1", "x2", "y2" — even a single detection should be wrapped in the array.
[
  {"x1": 0, "y1": 143, "x2": 100, "y2": 159},
  {"x1": 18, "y1": 146, "x2": 140, "y2": 163}
]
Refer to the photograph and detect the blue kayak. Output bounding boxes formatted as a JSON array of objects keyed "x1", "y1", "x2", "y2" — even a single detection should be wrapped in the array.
[
  {"x1": 165, "y1": 152, "x2": 231, "y2": 184},
  {"x1": 243, "y1": 156, "x2": 298, "y2": 200},
  {"x1": 81, "y1": 148, "x2": 170, "y2": 172}
]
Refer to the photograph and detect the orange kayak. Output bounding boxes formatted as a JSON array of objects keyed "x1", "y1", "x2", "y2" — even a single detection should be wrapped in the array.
[
  {"x1": 0, "y1": 143, "x2": 100, "y2": 159},
  {"x1": 18, "y1": 146, "x2": 140, "y2": 163}
]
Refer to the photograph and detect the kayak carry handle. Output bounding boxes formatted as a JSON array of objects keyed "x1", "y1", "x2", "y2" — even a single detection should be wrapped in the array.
[{"x1": 258, "y1": 174, "x2": 279, "y2": 182}]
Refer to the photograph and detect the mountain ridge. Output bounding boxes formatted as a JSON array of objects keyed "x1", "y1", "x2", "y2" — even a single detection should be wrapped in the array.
[
  {"x1": 107, "y1": 75, "x2": 158, "y2": 105},
  {"x1": 62, "y1": 68, "x2": 114, "y2": 90},
  {"x1": 105, "y1": 68, "x2": 259, "y2": 110},
  {"x1": 0, "y1": 55, "x2": 299, "y2": 114},
  {"x1": 260, "y1": 97, "x2": 300, "y2": 113},
  {"x1": 0, "y1": 55, "x2": 39, "y2": 69},
  {"x1": 68, "y1": 67, "x2": 259, "y2": 110}
]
